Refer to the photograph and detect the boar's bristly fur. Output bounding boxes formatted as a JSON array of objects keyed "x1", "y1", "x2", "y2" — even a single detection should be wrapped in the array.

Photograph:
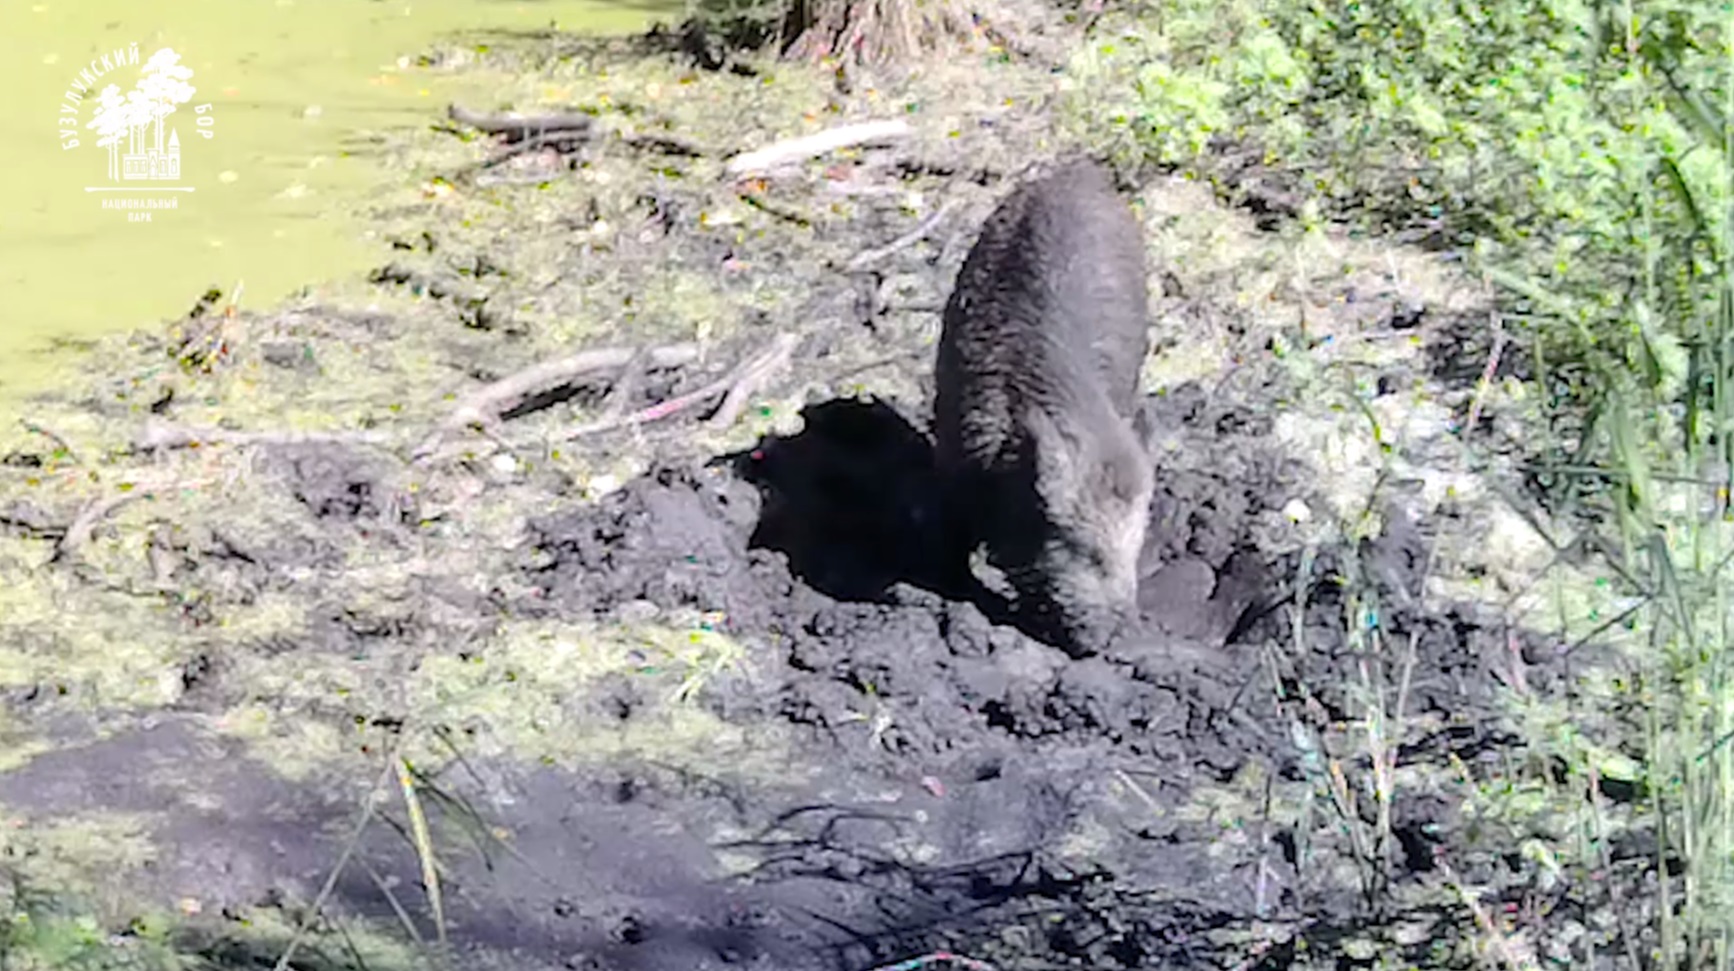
[{"x1": 933, "y1": 158, "x2": 1156, "y2": 657}]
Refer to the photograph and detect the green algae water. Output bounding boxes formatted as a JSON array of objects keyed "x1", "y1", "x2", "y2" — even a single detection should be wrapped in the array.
[{"x1": 0, "y1": 0, "x2": 670, "y2": 409}]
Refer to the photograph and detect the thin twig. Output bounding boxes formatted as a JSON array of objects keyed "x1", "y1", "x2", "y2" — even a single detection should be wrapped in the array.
[
  {"x1": 18, "y1": 420, "x2": 79, "y2": 464},
  {"x1": 564, "y1": 333, "x2": 799, "y2": 440},
  {"x1": 51, "y1": 474, "x2": 211, "y2": 565},
  {"x1": 599, "y1": 347, "x2": 652, "y2": 423},
  {"x1": 1440, "y1": 854, "x2": 1541, "y2": 971},
  {"x1": 617, "y1": 131, "x2": 705, "y2": 158},
  {"x1": 448, "y1": 103, "x2": 594, "y2": 141},
  {"x1": 707, "y1": 332, "x2": 801, "y2": 430},
  {"x1": 357, "y1": 856, "x2": 427, "y2": 947},
  {"x1": 563, "y1": 374, "x2": 734, "y2": 440},
  {"x1": 473, "y1": 171, "x2": 568, "y2": 188},
  {"x1": 725, "y1": 119, "x2": 912, "y2": 177},
  {"x1": 273, "y1": 756, "x2": 401, "y2": 971},
  {"x1": 54, "y1": 492, "x2": 148, "y2": 564},
  {"x1": 415, "y1": 343, "x2": 700, "y2": 460},
  {"x1": 133, "y1": 422, "x2": 392, "y2": 455},
  {"x1": 738, "y1": 191, "x2": 812, "y2": 227},
  {"x1": 845, "y1": 200, "x2": 958, "y2": 271},
  {"x1": 477, "y1": 130, "x2": 592, "y2": 171}
]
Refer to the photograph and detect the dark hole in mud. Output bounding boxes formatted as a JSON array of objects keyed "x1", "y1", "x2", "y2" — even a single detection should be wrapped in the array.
[
  {"x1": 724, "y1": 395, "x2": 1283, "y2": 659},
  {"x1": 724, "y1": 396, "x2": 954, "y2": 605},
  {"x1": 256, "y1": 441, "x2": 420, "y2": 527}
]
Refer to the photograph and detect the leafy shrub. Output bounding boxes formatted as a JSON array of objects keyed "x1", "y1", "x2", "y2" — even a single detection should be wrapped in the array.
[
  {"x1": 1065, "y1": 1, "x2": 1734, "y2": 964},
  {"x1": 1065, "y1": 0, "x2": 1728, "y2": 506}
]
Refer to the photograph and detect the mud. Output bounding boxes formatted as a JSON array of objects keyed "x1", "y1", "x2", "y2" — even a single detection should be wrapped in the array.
[
  {"x1": 0, "y1": 368, "x2": 1580, "y2": 970},
  {"x1": 0, "y1": 17, "x2": 1652, "y2": 971}
]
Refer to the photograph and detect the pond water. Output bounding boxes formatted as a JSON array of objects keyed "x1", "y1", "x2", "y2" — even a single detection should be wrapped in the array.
[{"x1": 0, "y1": 0, "x2": 671, "y2": 407}]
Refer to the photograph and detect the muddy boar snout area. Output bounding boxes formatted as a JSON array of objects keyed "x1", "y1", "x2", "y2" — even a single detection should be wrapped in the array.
[{"x1": 727, "y1": 394, "x2": 1264, "y2": 659}]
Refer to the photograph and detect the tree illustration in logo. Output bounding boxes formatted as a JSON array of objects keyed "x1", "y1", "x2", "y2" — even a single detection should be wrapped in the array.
[
  {"x1": 84, "y1": 48, "x2": 197, "y2": 182},
  {"x1": 88, "y1": 84, "x2": 127, "y2": 180}
]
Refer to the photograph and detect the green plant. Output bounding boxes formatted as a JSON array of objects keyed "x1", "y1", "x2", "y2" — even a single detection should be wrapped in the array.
[
  {"x1": 1066, "y1": 0, "x2": 1734, "y2": 963},
  {"x1": 680, "y1": 0, "x2": 790, "y2": 52}
]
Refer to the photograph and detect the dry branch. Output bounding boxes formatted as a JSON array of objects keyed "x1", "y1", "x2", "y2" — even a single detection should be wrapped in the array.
[
  {"x1": 52, "y1": 475, "x2": 211, "y2": 565},
  {"x1": 598, "y1": 348, "x2": 653, "y2": 423},
  {"x1": 134, "y1": 422, "x2": 392, "y2": 454},
  {"x1": 448, "y1": 103, "x2": 594, "y2": 141},
  {"x1": 415, "y1": 343, "x2": 702, "y2": 460},
  {"x1": 448, "y1": 103, "x2": 703, "y2": 175},
  {"x1": 845, "y1": 201, "x2": 958, "y2": 271},
  {"x1": 474, "y1": 171, "x2": 569, "y2": 188},
  {"x1": 18, "y1": 420, "x2": 80, "y2": 464},
  {"x1": 564, "y1": 333, "x2": 800, "y2": 440},
  {"x1": 617, "y1": 131, "x2": 706, "y2": 158},
  {"x1": 444, "y1": 104, "x2": 601, "y2": 176},
  {"x1": 476, "y1": 131, "x2": 594, "y2": 172},
  {"x1": 725, "y1": 120, "x2": 912, "y2": 177}
]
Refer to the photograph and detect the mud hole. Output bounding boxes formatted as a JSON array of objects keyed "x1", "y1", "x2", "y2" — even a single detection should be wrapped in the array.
[{"x1": 0, "y1": 16, "x2": 1651, "y2": 971}]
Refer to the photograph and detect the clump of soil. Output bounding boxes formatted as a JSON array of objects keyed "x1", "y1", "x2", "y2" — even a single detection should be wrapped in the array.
[{"x1": 0, "y1": 16, "x2": 1647, "y2": 971}]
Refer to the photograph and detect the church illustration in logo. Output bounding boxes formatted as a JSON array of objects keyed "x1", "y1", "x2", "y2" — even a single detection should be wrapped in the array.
[
  {"x1": 86, "y1": 48, "x2": 195, "y2": 183},
  {"x1": 123, "y1": 128, "x2": 181, "y2": 180}
]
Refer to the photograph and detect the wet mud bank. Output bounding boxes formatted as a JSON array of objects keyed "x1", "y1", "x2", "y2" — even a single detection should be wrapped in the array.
[{"x1": 0, "y1": 17, "x2": 1638, "y2": 971}]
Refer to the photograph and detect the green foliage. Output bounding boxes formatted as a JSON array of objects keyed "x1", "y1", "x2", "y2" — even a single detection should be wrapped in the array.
[
  {"x1": 0, "y1": 883, "x2": 183, "y2": 971},
  {"x1": 679, "y1": 0, "x2": 789, "y2": 52},
  {"x1": 1067, "y1": 0, "x2": 1734, "y2": 964},
  {"x1": 1066, "y1": 0, "x2": 1728, "y2": 445}
]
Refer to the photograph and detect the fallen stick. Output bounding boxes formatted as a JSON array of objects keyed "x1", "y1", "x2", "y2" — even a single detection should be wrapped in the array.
[
  {"x1": 562, "y1": 376, "x2": 731, "y2": 441},
  {"x1": 448, "y1": 103, "x2": 594, "y2": 141},
  {"x1": 472, "y1": 128, "x2": 702, "y2": 176},
  {"x1": 705, "y1": 332, "x2": 800, "y2": 430},
  {"x1": 845, "y1": 200, "x2": 958, "y2": 271},
  {"x1": 0, "y1": 503, "x2": 59, "y2": 539},
  {"x1": 51, "y1": 475, "x2": 212, "y2": 565},
  {"x1": 724, "y1": 120, "x2": 912, "y2": 177},
  {"x1": 416, "y1": 343, "x2": 701, "y2": 460},
  {"x1": 564, "y1": 333, "x2": 799, "y2": 440},
  {"x1": 134, "y1": 422, "x2": 392, "y2": 454},
  {"x1": 18, "y1": 420, "x2": 80, "y2": 464},
  {"x1": 477, "y1": 130, "x2": 593, "y2": 171},
  {"x1": 475, "y1": 172, "x2": 572, "y2": 188},
  {"x1": 54, "y1": 493, "x2": 147, "y2": 564},
  {"x1": 617, "y1": 131, "x2": 705, "y2": 158},
  {"x1": 597, "y1": 347, "x2": 653, "y2": 423},
  {"x1": 738, "y1": 192, "x2": 812, "y2": 228}
]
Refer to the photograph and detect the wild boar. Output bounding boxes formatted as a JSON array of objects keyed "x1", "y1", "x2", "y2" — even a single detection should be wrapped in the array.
[{"x1": 933, "y1": 158, "x2": 1155, "y2": 656}]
